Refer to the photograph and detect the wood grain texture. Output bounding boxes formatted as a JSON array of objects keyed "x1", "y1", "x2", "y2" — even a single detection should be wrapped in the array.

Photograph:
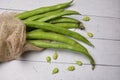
[
  {"x1": 18, "y1": 39, "x2": 120, "y2": 65},
  {"x1": 0, "y1": 61, "x2": 120, "y2": 80},
  {"x1": 0, "y1": 0, "x2": 120, "y2": 80},
  {"x1": 0, "y1": 0, "x2": 120, "y2": 18}
]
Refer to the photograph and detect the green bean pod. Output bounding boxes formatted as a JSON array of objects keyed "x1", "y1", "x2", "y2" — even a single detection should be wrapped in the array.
[
  {"x1": 53, "y1": 23, "x2": 85, "y2": 29},
  {"x1": 27, "y1": 29, "x2": 88, "y2": 51},
  {"x1": 24, "y1": 21, "x2": 93, "y2": 46},
  {"x1": 27, "y1": 29, "x2": 89, "y2": 57},
  {"x1": 36, "y1": 10, "x2": 80, "y2": 22},
  {"x1": 16, "y1": 0, "x2": 73, "y2": 19},
  {"x1": 25, "y1": 9, "x2": 64, "y2": 21},
  {"x1": 28, "y1": 40, "x2": 95, "y2": 70},
  {"x1": 49, "y1": 17, "x2": 80, "y2": 23}
]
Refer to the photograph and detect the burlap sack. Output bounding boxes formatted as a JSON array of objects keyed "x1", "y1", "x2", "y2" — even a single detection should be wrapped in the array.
[{"x1": 0, "y1": 12, "x2": 44, "y2": 62}]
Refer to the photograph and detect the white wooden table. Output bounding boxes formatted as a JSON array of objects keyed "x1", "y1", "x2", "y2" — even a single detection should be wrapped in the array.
[{"x1": 0, "y1": 0, "x2": 120, "y2": 80}]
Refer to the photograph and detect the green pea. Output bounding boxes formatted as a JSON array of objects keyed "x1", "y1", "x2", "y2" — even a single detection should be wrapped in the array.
[
  {"x1": 52, "y1": 52, "x2": 58, "y2": 60},
  {"x1": 83, "y1": 16, "x2": 90, "y2": 21},
  {"x1": 52, "y1": 68, "x2": 59, "y2": 74},
  {"x1": 67, "y1": 66, "x2": 75, "y2": 71},
  {"x1": 76, "y1": 61, "x2": 83, "y2": 66},
  {"x1": 87, "y1": 32, "x2": 93, "y2": 37},
  {"x1": 46, "y1": 56, "x2": 51, "y2": 63}
]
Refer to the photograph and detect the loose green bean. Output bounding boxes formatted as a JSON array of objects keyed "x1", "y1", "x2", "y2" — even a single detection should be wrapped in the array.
[
  {"x1": 24, "y1": 21, "x2": 93, "y2": 46},
  {"x1": 28, "y1": 40, "x2": 95, "y2": 70},
  {"x1": 52, "y1": 68, "x2": 59, "y2": 74},
  {"x1": 49, "y1": 17, "x2": 80, "y2": 24},
  {"x1": 36, "y1": 10, "x2": 80, "y2": 22},
  {"x1": 53, "y1": 23, "x2": 85, "y2": 29},
  {"x1": 46, "y1": 56, "x2": 51, "y2": 63},
  {"x1": 76, "y1": 61, "x2": 83, "y2": 66},
  {"x1": 25, "y1": 9, "x2": 64, "y2": 21},
  {"x1": 87, "y1": 32, "x2": 93, "y2": 37},
  {"x1": 83, "y1": 16, "x2": 90, "y2": 21},
  {"x1": 67, "y1": 66, "x2": 75, "y2": 71},
  {"x1": 16, "y1": 0, "x2": 73, "y2": 19},
  {"x1": 52, "y1": 52, "x2": 58, "y2": 60}
]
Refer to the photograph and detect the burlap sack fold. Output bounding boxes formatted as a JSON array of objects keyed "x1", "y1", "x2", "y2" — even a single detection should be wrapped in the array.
[{"x1": 0, "y1": 12, "x2": 44, "y2": 62}]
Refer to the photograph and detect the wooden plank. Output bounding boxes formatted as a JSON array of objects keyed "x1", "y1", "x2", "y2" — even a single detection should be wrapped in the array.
[
  {"x1": 1, "y1": 9, "x2": 118, "y2": 66},
  {"x1": 0, "y1": 9, "x2": 120, "y2": 40},
  {"x1": 72, "y1": 0, "x2": 120, "y2": 18},
  {"x1": 18, "y1": 39, "x2": 120, "y2": 66},
  {"x1": 0, "y1": 0, "x2": 70, "y2": 11},
  {"x1": 0, "y1": 61, "x2": 120, "y2": 80},
  {"x1": 0, "y1": 0, "x2": 120, "y2": 80},
  {"x1": 0, "y1": 0, "x2": 120, "y2": 18},
  {"x1": 0, "y1": 2, "x2": 120, "y2": 66},
  {"x1": 70, "y1": 15, "x2": 120, "y2": 40}
]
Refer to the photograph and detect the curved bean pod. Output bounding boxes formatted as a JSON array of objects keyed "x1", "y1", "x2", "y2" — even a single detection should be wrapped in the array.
[
  {"x1": 27, "y1": 29, "x2": 87, "y2": 51},
  {"x1": 36, "y1": 10, "x2": 80, "y2": 22},
  {"x1": 53, "y1": 23, "x2": 85, "y2": 30},
  {"x1": 25, "y1": 9, "x2": 64, "y2": 21},
  {"x1": 28, "y1": 40, "x2": 95, "y2": 70},
  {"x1": 24, "y1": 21, "x2": 93, "y2": 46},
  {"x1": 16, "y1": 0, "x2": 73, "y2": 19},
  {"x1": 49, "y1": 17, "x2": 80, "y2": 23}
]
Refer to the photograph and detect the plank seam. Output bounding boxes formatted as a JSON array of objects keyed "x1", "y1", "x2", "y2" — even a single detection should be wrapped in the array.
[
  {"x1": 17, "y1": 59, "x2": 120, "y2": 67},
  {"x1": 91, "y1": 38, "x2": 120, "y2": 41},
  {"x1": 0, "y1": 8, "x2": 120, "y2": 19}
]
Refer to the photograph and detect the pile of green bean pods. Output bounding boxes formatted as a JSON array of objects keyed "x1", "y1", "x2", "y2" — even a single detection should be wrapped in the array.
[{"x1": 15, "y1": 0, "x2": 95, "y2": 70}]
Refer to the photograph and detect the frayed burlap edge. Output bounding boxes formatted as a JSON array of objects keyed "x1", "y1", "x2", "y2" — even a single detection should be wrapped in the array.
[{"x1": 0, "y1": 12, "x2": 44, "y2": 62}]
